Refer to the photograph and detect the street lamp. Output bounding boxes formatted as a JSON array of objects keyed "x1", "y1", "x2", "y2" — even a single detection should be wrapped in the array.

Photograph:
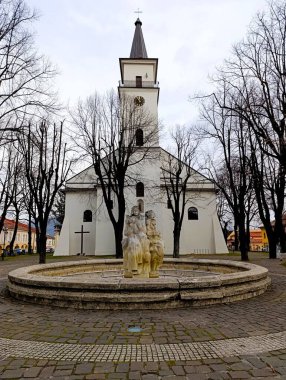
[{"x1": 1, "y1": 226, "x2": 8, "y2": 261}]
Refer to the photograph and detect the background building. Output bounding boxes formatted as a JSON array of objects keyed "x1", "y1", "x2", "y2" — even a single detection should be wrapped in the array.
[
  {"x1": 227, "y1": 229, "x2": 269, "y2": 252},
  {"x1": 0, "y1": 219, "x2": 55, "y2": 254}
]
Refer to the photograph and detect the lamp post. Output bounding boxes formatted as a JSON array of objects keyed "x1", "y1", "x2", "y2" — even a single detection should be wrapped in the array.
[{"x1": 2, "y1": 226, "x2": 8, "y2": 261}]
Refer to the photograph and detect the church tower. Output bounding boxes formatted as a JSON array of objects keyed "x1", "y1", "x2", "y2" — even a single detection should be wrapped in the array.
[{"x1": 118, "y1": 18, "x2": 160, "y2": 146}]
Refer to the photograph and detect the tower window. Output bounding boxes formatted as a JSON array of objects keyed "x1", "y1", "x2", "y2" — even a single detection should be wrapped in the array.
[
  {"x1": 136, "y1": 76, "x2": 142, "y2": 87},
  {"x1": 136, "y1": 129, "x2": 144, "y2": 146},
  {"x1": 136, "y1": 182, "x2": 144, "y2": 197},
  {"x1": 83, "y1": 210, "x2": 92, "y2": 222},
  {"x1": 188, "y1": 207, "x2": 198, "y2": 220}
]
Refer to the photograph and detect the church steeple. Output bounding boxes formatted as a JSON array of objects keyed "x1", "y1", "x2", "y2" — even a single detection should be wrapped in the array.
[
  {"x1": 119, "y1": 18, "x2": 159, "y2": 145},
  {"x1": 130, "y1": 18, "x2": 148, "y2": 59}
]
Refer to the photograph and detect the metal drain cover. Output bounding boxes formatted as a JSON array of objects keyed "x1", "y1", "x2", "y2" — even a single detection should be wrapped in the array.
[{"x1": 128, "y1": 326, "x2": 142, "y2": 333}]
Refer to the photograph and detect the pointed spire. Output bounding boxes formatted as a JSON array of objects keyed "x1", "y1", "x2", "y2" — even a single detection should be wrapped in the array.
[{"x1": 130, "y1": 18, "x2": 148, "y2": 59}]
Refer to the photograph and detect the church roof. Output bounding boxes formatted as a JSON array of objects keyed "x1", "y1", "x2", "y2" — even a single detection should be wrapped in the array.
[{"x1": 130, "y1": 18, "x2": 148, "y2": 59}]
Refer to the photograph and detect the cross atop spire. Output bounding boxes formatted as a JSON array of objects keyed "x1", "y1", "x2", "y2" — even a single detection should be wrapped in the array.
[
  {"x1": 130, "y1": 17, "x2": 148, "y2": 59},
  {"x1": 134, "y1": 8, "x2": 142, "y2": 18}
]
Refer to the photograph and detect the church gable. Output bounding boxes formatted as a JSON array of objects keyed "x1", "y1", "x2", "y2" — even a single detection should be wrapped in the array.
[
  {"x1": 66, "y1": 165, "x2": 97, "y2": 189},
  {"x1": 159, "y1": 148, "x2": 214, "y2": 190}
]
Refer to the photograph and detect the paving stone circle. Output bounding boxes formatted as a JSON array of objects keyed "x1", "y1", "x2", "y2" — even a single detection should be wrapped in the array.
[{"x1": 1, "y1": 254, "x2": 286, "y2": 379}]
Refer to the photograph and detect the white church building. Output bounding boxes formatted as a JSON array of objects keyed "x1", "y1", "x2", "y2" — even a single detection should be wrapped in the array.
[{"x1": 55, "y1": 18, "x2": 228, "y2": 257}]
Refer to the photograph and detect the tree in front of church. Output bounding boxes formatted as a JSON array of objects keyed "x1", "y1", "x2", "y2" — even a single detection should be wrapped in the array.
[
  {"x1": 0, "y1": 0, "x2": 57, "y2": 140},
  {"x1": 0, "y1": 145, "x2": 22, "y2": 236},
  {"x1": 18, "y1": 122, "x2": 72, "y2": 263},
  {"x1": 199, "y1": 93, "x2": 254, "y2": 262},
  {"x1": 52, "y1": 189, "x2": 65, "y2": 227},
  {"x1": 71, "y1": 91, "x2": 158, "y2": 258},
  {"x1": 198, "y1": 0, "x2": 286, "y2": 259},
  {"x1": 161, "y1": 125, "x2": 200, "y2": 258}
]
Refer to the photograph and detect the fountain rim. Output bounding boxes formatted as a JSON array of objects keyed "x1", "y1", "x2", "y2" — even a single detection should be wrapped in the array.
[
  {"x1": 8, "y1": 258, "x2": 269, "y2": 290},
  {"x1": 7, "y1": 258, "x2": 271, "y2": 309}
]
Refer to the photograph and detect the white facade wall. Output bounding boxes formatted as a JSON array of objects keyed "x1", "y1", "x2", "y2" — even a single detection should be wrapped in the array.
[
  {"x1": 55, "y1": 148, "x2": 228, "y2": 257},
  {"x1": 55, "y1": 189, "x2": 97, "y2": 256}
]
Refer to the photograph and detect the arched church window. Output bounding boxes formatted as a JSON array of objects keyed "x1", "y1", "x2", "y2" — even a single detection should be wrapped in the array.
[
  {"x1": 188, "y1": 207, "x2": 198, "y2": 220},
  {"x1": 136, "y1": 129, "x2": 144, "y2": 146},
  {"x1": 136, "y1": 182, "x2": 144, "y2": 197},
  {"x1": 137, "y1": 199, "x2": 144, "y2": 212},
  {"x1": 83, "y1": 210, "x2": 92, "y2": 222}
]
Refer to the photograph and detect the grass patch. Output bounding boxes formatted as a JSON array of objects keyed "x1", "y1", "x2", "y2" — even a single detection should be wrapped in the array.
[
  {"x1": 1, "y1": 253, "x2": 38, "y2": 261},
  {"x1": 166, "y1": 360, "x2": 176, "y2": 366}
]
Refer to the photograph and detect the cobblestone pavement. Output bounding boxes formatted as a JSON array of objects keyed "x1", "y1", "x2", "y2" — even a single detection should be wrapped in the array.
[{"x1": 1, "y1": 254, "x2": 286, "y2": 379}]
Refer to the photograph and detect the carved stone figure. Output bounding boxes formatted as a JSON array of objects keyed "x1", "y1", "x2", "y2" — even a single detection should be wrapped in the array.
[
  {"x1": 145, "y1": 210, "x2": 164, "y2": 278},
  {"x1": 122, "y1": 206, "x2": 164, "y2": 279},
  {"x1": 122, "y1": 206, "x2": 151, "y2": 278}
]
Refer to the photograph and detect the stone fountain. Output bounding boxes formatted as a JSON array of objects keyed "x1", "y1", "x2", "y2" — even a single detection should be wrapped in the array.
[{"x1": 6, "y1": 207, "x2": 271, "y2": 309}]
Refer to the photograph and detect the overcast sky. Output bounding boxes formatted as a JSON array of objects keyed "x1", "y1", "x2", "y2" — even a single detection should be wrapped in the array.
[{"x1": 25, "y1": 0, "x2": 269, "y2": 128}]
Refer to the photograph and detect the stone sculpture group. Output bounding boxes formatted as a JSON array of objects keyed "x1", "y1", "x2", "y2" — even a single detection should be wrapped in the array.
[{"x1": 122, "y1": 206, "x2": 164, "y2": 278}]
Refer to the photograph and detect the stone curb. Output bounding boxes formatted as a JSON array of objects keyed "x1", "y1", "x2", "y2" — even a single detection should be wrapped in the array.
[{"x1": 7, "y1": 259, "x2": 271, "y2": 309}]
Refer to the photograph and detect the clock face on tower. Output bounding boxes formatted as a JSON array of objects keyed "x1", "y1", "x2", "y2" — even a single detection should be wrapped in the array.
[{"x1": 134, "y1": 96, "x2": 145, "y2": 106}]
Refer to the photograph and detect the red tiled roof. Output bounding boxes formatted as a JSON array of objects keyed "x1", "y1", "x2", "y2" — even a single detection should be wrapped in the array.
[{"x1": 2, "y1": 218, "x2": 36, "y2": 233}]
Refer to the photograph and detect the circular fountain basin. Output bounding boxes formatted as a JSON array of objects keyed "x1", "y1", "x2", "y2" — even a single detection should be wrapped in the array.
[{"x1": 7, "y1": 258, "x2": 271, "y2": 309}]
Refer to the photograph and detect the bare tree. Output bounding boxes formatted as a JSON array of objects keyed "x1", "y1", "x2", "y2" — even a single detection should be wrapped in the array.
[
  {"x1": 161, "y1": 125, "x2": 200, "y2": 258},
  {"x1": 52, "y1": 189, "x2": 65, "y2": 227},
  {"x1": 195, "y1": 0, "x2": 286, "y2": 258},
  {"x1": 248, "y1": 134, "x2": 285, "y2": 258},
  {"x1": 7, "y1": 169, "x2": 26, "y2": 255},
  {"x1": 18, "y1": 121, "x2": 71, "y2": 263},
  {"x1": 71, "y1": 91, "x2": 158, "y2": 258},
  {"x1": 204, "y1": 1, "x2": 286, "y2": 255},
  {"x1": 0, "y1": 145, "x2": 21, "y2": 233},
  {"x1": 0, "y1": 0, "x2": 57, "y2": 138},
  {"x1": 216, "y1": 188, "x2": 232, "y2": 243},
  {"x1": 199, "y1": 94, "x2": 253, "y2": 261}
]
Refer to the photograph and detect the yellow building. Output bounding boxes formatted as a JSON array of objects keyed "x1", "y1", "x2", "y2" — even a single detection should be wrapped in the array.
[
  {"x1": 0, "y1": 219, "x2": 55, "y2": 254},
  {"x1": 259, "y1": 227, "x2": 269, "y2": 251},
  {"x1": 227, "y1": 229, "x2": 269, "y2": 251}
]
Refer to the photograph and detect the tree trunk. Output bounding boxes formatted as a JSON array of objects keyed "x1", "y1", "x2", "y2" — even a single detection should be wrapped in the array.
[
  {"x1": 28, "y1": 200, "x2": 33, "y2": 254},
  {"x1": 268, "y1": 236, "x2": 277, "y2": 259},
  {"x1": 38, "y1": 230, "x2": 47, "y2": 264},
  {"x1": 38, "y1": 245, "x2": 46, "y2": 264},
  {"x1": 222, "y1": 221, "x2": 229, "y2": 242},
  {"x1": 276, "y1": 217, "x2": 286, "y2": 253},
  {"x1": 280, "y1": 230, "x2": 286, "y2": 254},
  {"x1": 246, "y1": 220, "x2": 250, "y2": 252},
  {"x1": 173, "y1": 225, "x2": 180, "y2": 258},
  {"x1": 234, "y1": 221, "x2": 239, "y2": 251},
  {"x1": 114, "y1": 226, "x2": 123, "y2": 258},
  {"x1": 9, "y1": 210, "x2": 20, "y2": 255},
  {"x1": 238, "y1": 222, "x2": 248, "y2": 261}
]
